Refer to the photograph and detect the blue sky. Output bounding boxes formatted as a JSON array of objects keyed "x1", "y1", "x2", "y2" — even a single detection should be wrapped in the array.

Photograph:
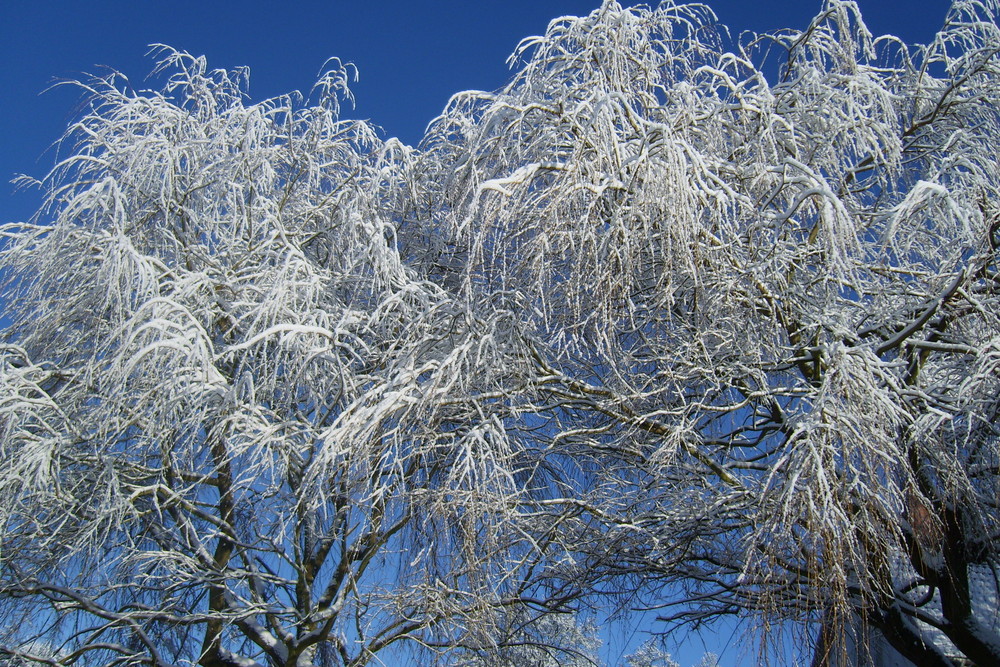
[
  {"x1": 0, "y1": 0, "x2": 953, "y2": 664},
  {"x1": 2, "y1": 0, "x2": 950, "y2": 229}
]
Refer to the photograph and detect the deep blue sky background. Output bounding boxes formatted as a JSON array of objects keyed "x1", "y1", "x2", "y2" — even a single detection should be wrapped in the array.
[
  {"x1": 0, "y1": 0, "x2": 952, "y2": 664},
  {"x1": 2, "y1": 0, "x2": 950, "y2": 228}
]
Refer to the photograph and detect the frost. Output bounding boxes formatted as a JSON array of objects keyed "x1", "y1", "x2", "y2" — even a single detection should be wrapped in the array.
[{"x1": 2, "y1": 1, "x2": 1000, "y2": 665}]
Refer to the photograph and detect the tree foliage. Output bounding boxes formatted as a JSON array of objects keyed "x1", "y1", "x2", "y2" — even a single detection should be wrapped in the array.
[{"x1": 3, "y1": 1, "x2": 1000, "y2": 665}]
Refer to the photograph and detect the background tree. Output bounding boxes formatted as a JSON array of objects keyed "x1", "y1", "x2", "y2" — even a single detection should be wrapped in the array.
[{"x1": 452, "y1": 611, "x2": 601, "y2": 666}]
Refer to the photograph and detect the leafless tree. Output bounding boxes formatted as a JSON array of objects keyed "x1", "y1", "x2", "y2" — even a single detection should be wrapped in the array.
[
  {"x1": 409, "y1": 0, "x2": 1000, "y2": 664},
  {"x1": 4, "y1": 1, "x2": 1000, "y2": 665},
  {"x1": 0, "y1": 48, "x2": 569, "y2": 666}
]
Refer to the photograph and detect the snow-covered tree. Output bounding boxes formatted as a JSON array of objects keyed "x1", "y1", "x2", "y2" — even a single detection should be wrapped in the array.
[
  {"x1": 620, "y1": 641, "x2": 716, "y2": 667},
  {"x1": 0, "y1": 48, "x2": 565, "y2": 666},
  {"x1": 3, "y1": 1, "x2": 1000, "y2": 666},
  {"x1": 452, "y1": 611, "x2": 601, "y2": 666},
  {"x1": 408, "y1": 0, "x2": 1000, "y2": 664},
  {"x1": 624, "y1": 641, "x2": 681, "y2": 667}
]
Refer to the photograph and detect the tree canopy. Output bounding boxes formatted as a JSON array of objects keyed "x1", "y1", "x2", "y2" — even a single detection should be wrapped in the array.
[{"x1": 2, "y1": 1, "x2": 999, "y2": 665}]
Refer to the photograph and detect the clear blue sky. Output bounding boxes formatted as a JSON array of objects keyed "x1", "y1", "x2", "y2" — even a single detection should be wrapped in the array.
[
  {"x1": 1, "y1": 0, "x2": 950, "y2": 228},
  {"x1": 0, "y1": 1, "x2": 952, "y2": 664}
]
